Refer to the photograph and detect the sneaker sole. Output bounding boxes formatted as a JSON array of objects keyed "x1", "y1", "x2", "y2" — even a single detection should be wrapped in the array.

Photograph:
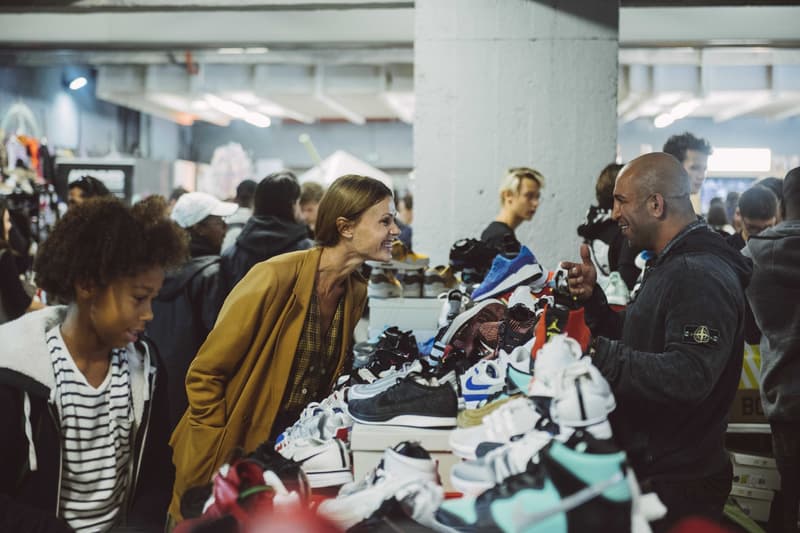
[{"x1": 348, "y1": 412, "x2": 456, "y2": 428}]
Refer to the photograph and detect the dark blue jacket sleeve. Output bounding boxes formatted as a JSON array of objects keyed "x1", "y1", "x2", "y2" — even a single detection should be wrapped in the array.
[{"x1": 592, "y1": 270, "x2": 742, "y2": 407}]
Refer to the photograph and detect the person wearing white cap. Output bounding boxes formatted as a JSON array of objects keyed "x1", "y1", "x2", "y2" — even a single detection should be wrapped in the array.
[
  {"x1": 170, "y1": 192, "x2": 239, "y2": 256},
  {"x1": 146, "y1": 191, "x2": 238, "y2": 431}
]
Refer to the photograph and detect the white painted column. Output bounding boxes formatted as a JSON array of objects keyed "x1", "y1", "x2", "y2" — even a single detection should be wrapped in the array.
[{"x1": 414, "y1": 0, "x2": 619, "y2": 270}]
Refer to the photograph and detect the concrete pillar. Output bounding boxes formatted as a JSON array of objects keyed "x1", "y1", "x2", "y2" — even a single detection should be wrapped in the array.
[{"x1": 414, "y1": 0, "x2": 619, "y2": 270}]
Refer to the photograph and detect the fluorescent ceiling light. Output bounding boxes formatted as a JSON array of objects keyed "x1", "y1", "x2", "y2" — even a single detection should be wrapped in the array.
[
  {"x1": 653, "y1": 113, "x2": 674, "y2": 128},
  {"x1": 245, "y1": 47, "x2": 269, "y2": 54},
  {"x1": 69, "y1": 76, "x2": 88, "y2": 90},
  {"x1": 204, "y1": 94, "x2": 248, "y2": 119},
  {"x1": 218, "y1": 48, "x2": 245, "y2": 55},
  {"x1": 669, "y1": 100, "x2": 700, "y2": 120},
  {"x1": 244, "y1": 112, "x2": 271, "y2": 128},
  {"x1": 708, "y1": 148, "x2": 771, "y2": 173},
  {"x1": 229, "y1": 91, "x2": 261, "y2": 106},
  {"x1": 382, "y1": 92, "x2": 414, "y2": 124}
]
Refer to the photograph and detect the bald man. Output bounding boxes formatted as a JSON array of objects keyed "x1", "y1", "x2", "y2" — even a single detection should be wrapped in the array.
[{"x1": 562, "y1": 152, "x2": 752, "y2": 531}]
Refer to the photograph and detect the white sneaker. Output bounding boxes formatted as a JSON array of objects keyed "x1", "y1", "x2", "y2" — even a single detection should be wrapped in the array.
[
  {"x1": 450, "y1": 429, "x2": 553, "y2": 496},
  {"x1": 458, "y1": 359, "x2": 506, "y2": 410},
  {"x1": 529, "y1": 334, "x2": 583, "y2": 397},
  {"x1": 274, "y1": 389, "x2": 351, "y2": 451},
  {"x1": 602, "y1": 271, "x2": 630, "y2": 306},
  {"x1": 317, "y1": 441, "x2": 439, "y2": 530},
  {"x1": 449, "y1": 397, "x2": 546, "y2": 460},
  {"x1": 549, "y1": 359, "x2": 616, "y2": 433},
  {"x1": 277, "y1": 437, "x2": 353, "y2": 488},
  {"x1": 348, "y1": 360, "x2": 426, "y2": 401}
]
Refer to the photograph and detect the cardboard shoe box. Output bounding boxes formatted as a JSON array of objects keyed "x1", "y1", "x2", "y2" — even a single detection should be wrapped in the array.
[
  {"x1": 729, "y1": 484, "x2": 774, "y2": 523},
  {"x1": 730, "y1": 451, "x2": 780, "y2": 491},
  {"x1": 368, "y1": 296, "x2": 442, "y2": 341},
  {"x1": 350, "y1": 423, "x2": 460, "y2": 492},
  {"x1": 729, "y1": 389, "x2": 767, "y2": 424}
]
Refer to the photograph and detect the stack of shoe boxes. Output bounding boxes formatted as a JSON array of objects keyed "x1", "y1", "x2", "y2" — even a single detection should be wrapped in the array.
[
  {"x1": 729, "y1": 451, "x2": 781, "y2": 523},
  {"x1": 350, "y1": 424, "x2": 460, "y2": 492}
]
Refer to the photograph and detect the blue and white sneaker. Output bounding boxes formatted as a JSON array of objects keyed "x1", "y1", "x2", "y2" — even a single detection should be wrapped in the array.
[
  {"x1": 435, "y1": 431, "x2": 634, "y2": 533},
  {"x1": 471, "y1": 246, "x2": 546, "y2": 301},
  {"x1": 459, "y1": 359, "x2": 507, "y2": 409}
]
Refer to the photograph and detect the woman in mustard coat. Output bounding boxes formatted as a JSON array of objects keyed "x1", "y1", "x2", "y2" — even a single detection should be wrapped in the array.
[{"x1": 168, "y1": 174, "x2": 399, "y2": 521}]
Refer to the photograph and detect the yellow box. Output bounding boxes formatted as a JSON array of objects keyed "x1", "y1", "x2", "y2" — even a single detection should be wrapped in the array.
[
  {"x1": 729, "y1": 484, "x2": 774, "y2": 523},
  {"x1": 739, "y1": 344, "x2": 761, "y2": 390}
]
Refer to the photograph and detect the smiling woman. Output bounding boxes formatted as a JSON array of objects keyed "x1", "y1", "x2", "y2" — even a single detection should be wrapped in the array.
[{"x1": 168, "y1": 174, "x2": 398, "y2": 522}]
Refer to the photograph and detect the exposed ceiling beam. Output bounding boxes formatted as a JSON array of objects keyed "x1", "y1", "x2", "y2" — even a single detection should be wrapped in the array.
[
  {"x1": 0, "y1": 0, "x2": 414, "y2": 13},
  {"x1": 771, "y1": 102, "x2": 800, "y2": 120},
  {"x1": 1, "y1": 7, "x2": 799, "y2": 48},
  {"x1": 713, "y1": 91, "x2": 774, "y2": 121},
  {"x1": 313, "y1": 65, "x2": 365, "y2": 124}
]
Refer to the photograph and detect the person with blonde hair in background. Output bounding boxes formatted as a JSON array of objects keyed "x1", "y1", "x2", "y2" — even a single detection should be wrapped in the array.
[{"x1": 480, "y1": 167, "x2": 544, "y2": 256}]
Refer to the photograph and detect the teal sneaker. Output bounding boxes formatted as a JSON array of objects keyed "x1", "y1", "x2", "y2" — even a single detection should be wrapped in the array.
[{"x1": 434, "y1": 431, "x2": 633, "y2": 533}]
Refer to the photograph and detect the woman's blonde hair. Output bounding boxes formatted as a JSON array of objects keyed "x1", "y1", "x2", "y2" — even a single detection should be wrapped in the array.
[{"x1": 315, "y1": 175, "x2": 393, "y2": 247}]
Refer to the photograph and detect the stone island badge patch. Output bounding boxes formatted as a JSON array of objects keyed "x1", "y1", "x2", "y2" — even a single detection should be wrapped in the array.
[{"x1": 683, "y1": 325, "x2": 720, "y2": 346}]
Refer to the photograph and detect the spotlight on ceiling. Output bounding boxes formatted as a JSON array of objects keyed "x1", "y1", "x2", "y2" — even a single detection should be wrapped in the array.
[{"x1": 68, "y1": 76, "x2": 88, "y2": 91}]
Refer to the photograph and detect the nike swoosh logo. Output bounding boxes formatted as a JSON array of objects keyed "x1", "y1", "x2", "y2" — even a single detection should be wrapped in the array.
[
  {"x1": 291, "y1": 447, "x2": 330, "y2": 464},
  {"x1": 464, "y1": 376, "x2": 492, "y2": 391}
]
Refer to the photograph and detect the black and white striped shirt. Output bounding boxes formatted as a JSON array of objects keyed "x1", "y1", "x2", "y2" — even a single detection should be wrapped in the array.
[{"x1": 47, "y1": 326, "x2": 134, "y2": 533}]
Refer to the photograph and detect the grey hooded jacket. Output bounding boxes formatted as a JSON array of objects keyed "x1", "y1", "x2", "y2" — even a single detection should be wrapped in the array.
[{"x1": 744, "y1": 220, "x2": 800, "y2": 422}]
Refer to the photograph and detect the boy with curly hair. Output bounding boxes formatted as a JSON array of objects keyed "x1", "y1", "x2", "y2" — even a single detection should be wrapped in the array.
[{"x1": 0, "y1": 196, "x2": 188, "y2": 532}]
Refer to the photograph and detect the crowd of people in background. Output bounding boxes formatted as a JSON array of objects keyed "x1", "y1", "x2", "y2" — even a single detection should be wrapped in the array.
[{"x1": 0, "y1": 134, "x2": 797, "y2": 533}]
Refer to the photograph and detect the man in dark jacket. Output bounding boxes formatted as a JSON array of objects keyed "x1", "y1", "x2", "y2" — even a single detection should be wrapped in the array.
[
  {"x1": 744, "y1": 167, "x2": 800, "y2": 533},
  {"x1": 563, "y1": 152, "x2": 752, "y2": 532},
  {"x1": 222, "y1": 171, "x2": 313, "y2": 291},
  {"x1": 147, "y1": 191, "x2": 237, "y2": 430}
]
